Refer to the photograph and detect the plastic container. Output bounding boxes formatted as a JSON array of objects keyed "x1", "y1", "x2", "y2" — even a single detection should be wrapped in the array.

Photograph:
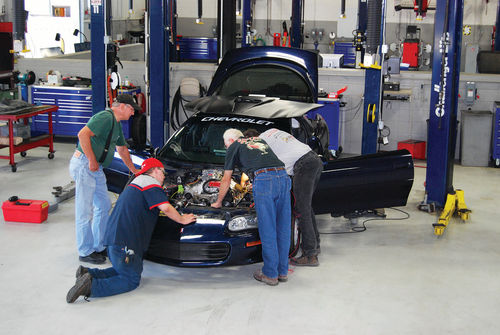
[
  {"x1": 0, "y1": 123, "x2": 31, "y2": 139},
  {"x1": 2, "y1": 198, "x2": 49, "y2": 223}
]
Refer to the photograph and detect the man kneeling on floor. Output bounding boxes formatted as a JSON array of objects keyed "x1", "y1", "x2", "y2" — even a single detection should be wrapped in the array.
[{"x1": 66, "y1": 158, "x2": 196, "y2": 303}]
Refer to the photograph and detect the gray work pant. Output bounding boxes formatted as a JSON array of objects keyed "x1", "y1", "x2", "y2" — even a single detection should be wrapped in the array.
[{"x1": 292, "y1": 151, "x2": 324, "y2": 256}]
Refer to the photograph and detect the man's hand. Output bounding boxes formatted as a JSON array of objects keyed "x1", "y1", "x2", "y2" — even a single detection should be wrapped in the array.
[
  {"x1": 211, "y1": 201, "x2": 222, "y2": 209},
  {"x1": 88, "y1": 159, "x2": 99, "y2": 172},
  {"x1": 180, "y1": 213, "x2": 196, "y2": 225},
  {"x1": 211, "y1": 170, "x2": 232, "y2": 208},
  {"x1": 130, "y1": 167, "x2": 140, "y2": 175}
]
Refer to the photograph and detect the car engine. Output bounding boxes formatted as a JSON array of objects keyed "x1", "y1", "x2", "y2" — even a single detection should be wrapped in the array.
[{"x1": 164, "y1": 169, "x2": 253, "y2": 209}]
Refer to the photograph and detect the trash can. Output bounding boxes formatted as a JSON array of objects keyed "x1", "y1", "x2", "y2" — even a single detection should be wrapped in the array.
[{"x1": 460, "y1": 110, "x2": 493, "y2": 166}]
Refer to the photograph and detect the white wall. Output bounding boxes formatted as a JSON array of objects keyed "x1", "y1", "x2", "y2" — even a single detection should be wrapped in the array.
[
  {"x1": 176, "y1": 0, "x2": 498, "y2": 26},
  {"x1": 110, "y1": 0, "x2": 146, "y2": 20},
  {"x1": 24, "y1": 0, "x2": 81, "y2": 57}
]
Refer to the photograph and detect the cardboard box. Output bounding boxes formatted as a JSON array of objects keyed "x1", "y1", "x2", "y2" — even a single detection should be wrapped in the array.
[
  {"x1": 397, "y1": 140, "x2": 426, "y2": 160},
  {"x1": 2, "y1": 199, "x2": 49, "y2": 223},
  {"x1": 0, "y1": 136, "x2": 23, "y2": 145}
]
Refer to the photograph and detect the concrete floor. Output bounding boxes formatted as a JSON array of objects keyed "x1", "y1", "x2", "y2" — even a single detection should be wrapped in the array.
[{"x1": 1, "y1": 142, "x2": 499, "y2": 335}]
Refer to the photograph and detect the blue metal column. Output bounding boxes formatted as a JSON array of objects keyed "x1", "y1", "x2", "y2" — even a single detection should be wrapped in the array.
[
  {"x1": 90, "y1": 1, "x2": 106, "y2": 115},
  {"x1": 361, "y1": 68, "x2": 381, "y2": 154},
  {"x1": 361, "y1": 0, "x2": 386, "y2": 155},
  {"x1": 495, "y1": 1, "x2": 500, "y2": 51},
  {"x1": 425, "y1": 0, "x2": 464, "y2": 207},
  {"x1": 149, "y1": 0, "x2": 167, "y2": 148},
  {"x1": 358, "y1": 0, "x2": 367, "y2": 32},
  {"x1": 291, "y1": 0, "x2": 303, "y2": 48},
  {"x1": 241, "y1": 0, "x2": 252, "y2": 47}
]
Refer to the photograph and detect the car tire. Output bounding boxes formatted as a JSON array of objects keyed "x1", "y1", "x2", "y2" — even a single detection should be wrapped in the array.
[
  {"x1": 289, "y1": 214, "x2": 301, "y2": 257},
  {"x1": 131, "y1": 113, "x2": 147, "y2": 149}
]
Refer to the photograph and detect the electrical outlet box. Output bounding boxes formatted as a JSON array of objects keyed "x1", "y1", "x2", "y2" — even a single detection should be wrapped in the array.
[{"x1": 465, "y1": 81, "x2": 476, "y2": 106}]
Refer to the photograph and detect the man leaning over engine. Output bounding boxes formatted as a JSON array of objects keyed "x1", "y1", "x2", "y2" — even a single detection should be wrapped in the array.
[{"x1": 211, "y1": 128, "x2": 291, "y2": 286}]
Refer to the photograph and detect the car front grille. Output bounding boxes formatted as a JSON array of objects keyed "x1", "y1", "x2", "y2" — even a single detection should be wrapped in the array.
[{"x1": 147, "y1": 240, "x2": 230, "y2": 263}]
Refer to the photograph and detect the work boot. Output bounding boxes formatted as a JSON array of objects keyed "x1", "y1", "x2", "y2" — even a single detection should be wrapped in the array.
[
  {"x1": 79, "y1": 252, "x2": 105, "y2": 265},
  {"x1": 96, "y1": 248, "x2": 107, "y2": 258},
  {"x1": 278, "y1": 275, "x2": 288, "y2": 283},
  {"x1": 75, "y1": 265, "x2": 89, "y2": 278},
  {"x1": 66, "y1": 273, "x2": 92, "y2": 303},
  {"x1": 253, "y1": 270, "x2": 278, "y2": 286},
  {"x1": 289, "y1": 255, "x2": 319, "y2": 267}
]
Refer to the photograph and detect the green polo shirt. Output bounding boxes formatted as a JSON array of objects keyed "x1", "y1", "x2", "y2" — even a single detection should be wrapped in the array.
[{"x1": 77, "y1": 109, "x2": 126, "y2": 168}]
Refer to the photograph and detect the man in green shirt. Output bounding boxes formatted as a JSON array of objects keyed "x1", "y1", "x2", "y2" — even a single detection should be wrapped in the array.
[{"x1": 69, "y1": 94, "x2": 140, "y2": 264}]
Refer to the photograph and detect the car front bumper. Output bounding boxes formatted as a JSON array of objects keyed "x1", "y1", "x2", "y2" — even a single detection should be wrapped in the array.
[{"x1": 145, "y1": 206, "x2": 263, "y2": 267}]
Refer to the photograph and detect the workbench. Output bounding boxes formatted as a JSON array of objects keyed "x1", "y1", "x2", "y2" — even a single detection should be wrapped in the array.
[{"x1": 0, "y1": 105, "x2": 58, "y2": 172}]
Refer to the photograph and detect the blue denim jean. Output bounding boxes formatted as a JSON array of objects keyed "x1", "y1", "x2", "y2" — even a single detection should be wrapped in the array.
[
  {"x1": 88, "y1": 245, "x2": 143, "y2": 297},
  {"x1": 69, "y1": 153, "x2": 111, "y2": 257},
  {"x1": 252, "y1": 168, "x2": 291, "y2": 279}
]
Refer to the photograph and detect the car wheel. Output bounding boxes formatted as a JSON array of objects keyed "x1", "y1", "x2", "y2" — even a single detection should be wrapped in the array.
[{"x1": 289, "y1": 214, "x2": 300, "y2": 257}]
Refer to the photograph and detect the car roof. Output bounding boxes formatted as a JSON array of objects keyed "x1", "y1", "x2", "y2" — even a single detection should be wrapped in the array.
[{"x1": 185, "y1": 96, "x2": 322, "y2": 119}]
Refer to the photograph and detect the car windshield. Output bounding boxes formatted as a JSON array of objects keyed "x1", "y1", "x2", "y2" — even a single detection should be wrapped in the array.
[
  {"x1": 213, "y1": 65, "x2": 313, "y2": 103},
  {"x1": 158, "y1": 115, "x2": 290, "y2": 164}
]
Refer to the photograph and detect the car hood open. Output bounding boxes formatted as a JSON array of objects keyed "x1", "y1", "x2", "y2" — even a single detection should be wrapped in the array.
[{"x1": 185, "y1": 96, "x2": 323, "y2": 119}]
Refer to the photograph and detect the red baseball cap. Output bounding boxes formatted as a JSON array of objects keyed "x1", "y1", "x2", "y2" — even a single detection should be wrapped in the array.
[{"x1": 135, "y1": 158, "x2": 164, "y2": 176}]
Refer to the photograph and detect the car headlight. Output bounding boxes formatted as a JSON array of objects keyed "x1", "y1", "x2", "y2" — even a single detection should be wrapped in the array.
[{"x1": 228, "y1": 215, "x2": 258, "y2": 231}]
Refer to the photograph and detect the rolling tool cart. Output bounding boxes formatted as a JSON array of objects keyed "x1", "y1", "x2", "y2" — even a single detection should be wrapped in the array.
[{"x1": 0, "y1": 105, "x2": 58, "y2": 172}]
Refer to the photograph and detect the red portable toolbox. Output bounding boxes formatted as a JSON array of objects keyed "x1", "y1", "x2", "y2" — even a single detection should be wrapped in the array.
[{"x1": 2, "y1": 198, "x2": 49, "y2": 223}]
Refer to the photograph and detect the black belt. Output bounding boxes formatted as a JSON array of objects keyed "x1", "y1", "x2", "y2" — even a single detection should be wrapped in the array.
[{"x1": 254, "y1": 167, "x2": 285, "y2": 177}]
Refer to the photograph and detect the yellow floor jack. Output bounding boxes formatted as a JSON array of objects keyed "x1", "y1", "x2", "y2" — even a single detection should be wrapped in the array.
[{"x1": 425, "y1": 189, "x2": 471, "y2": 236}]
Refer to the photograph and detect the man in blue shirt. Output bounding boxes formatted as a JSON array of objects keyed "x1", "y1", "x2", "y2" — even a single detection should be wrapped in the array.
[{"x1": 67, "y1": 158, "x2": 196, "y2": 303}]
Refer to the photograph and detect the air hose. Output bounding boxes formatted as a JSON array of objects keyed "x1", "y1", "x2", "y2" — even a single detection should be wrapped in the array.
[{"x1": 170, "y1": 78, "x2": 206, "y2": 131}]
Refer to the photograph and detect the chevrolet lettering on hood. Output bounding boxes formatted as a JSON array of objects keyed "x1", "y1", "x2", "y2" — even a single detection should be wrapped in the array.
[{"x1": 201, "y1": 116, "x2": 274, "y2": 126}]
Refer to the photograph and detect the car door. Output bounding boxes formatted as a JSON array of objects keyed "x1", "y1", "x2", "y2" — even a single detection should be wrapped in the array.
[{"x1": 311, "y1": 150, "x2": 414, "y2": 216}]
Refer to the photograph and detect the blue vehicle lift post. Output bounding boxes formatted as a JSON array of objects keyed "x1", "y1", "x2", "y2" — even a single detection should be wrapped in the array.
[
  {"x1": 148, "y1": 0, "x2": 170, "y2": 147},
  {"x1": 241, "y1": 0, "x2": 252, "y2": 47},
  {"x1": 90, "y1": 0, "x2": 106, "y2": 115},
  {"x1": 218, "y1": 0, "x2": 236, "y2": 60},
  {"x1": 361, "y1": 0, "x2": 387, "y2": 155},
  {"x1": 422, "y1": 0, "x2": 470, "y2": 235},
  {"x1": 291, "y1": 0, "x2": 303, "y2": 48},
  {"x1": 496, "y1": 1, "x2": 500, "y2": 51}
]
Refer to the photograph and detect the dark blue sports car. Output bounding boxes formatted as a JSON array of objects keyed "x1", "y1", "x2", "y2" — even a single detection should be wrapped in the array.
[{"x1": 104, "y1": 47, "x2": 414, "y2": 267}]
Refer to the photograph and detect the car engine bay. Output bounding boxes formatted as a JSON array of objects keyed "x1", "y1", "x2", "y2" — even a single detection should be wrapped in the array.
[{"x1": 163, "y1": 168, "x2": 253, "y2": 209}]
